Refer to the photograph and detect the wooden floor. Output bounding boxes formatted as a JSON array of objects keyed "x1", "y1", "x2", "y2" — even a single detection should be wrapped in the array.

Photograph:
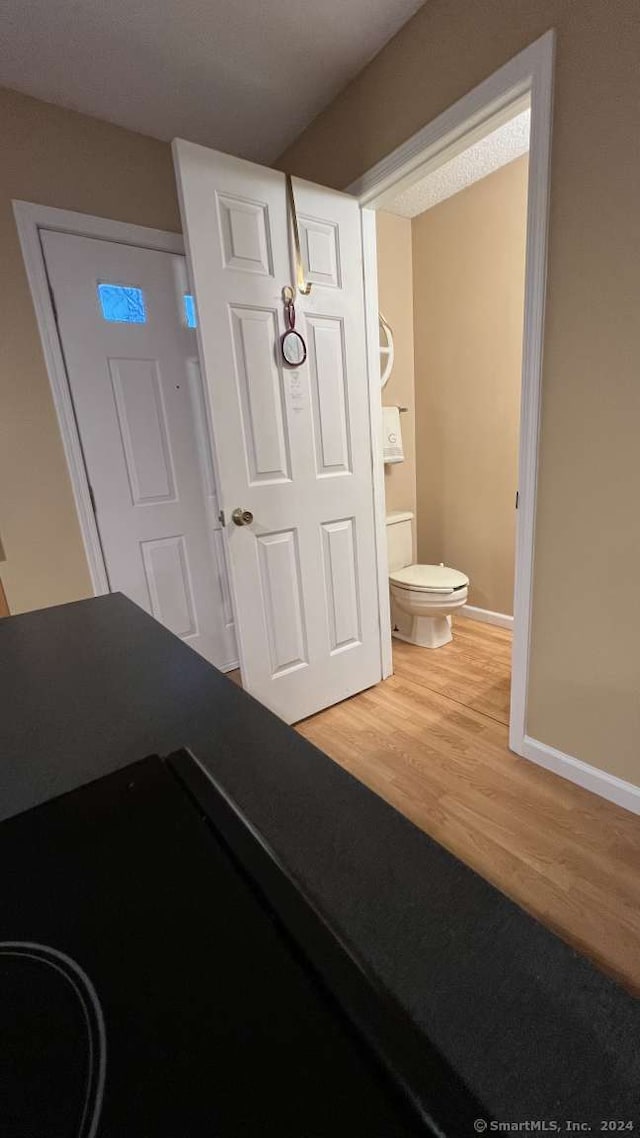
[{"x1": 295, "y1": 617, "x2": 640, "y2": 995}]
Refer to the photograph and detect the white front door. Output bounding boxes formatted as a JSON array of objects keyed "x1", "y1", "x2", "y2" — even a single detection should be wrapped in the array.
[
  {"x1": 41, "y1": 230, "x2": 237, "y2": 670},
  {"x1": 173, "y1": 141, "x2": 383, "y2": 722}
]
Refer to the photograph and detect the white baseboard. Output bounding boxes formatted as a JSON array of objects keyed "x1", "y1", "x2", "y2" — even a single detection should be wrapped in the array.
[
  {"x1": 220, "y1": 660, "x2": 239, "y2": 674},
  {"x1": 461, "y1": 605, "x2": 513, "y2": 630},
  {"x1": 522, "y1": 735, "x2": 640, "y2": 816}
]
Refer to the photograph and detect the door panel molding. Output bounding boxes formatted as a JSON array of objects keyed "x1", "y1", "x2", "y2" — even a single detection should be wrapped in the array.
[
  {"x1": 216, "y1": 192, "x2": 274, "y2": 276},
  {"x1": 229, "y1": 305, "x2": 292, "y2": 484},
  {"x1": 141, "y1": 533, "x2": 198, "y2": 638},
  {"x1": 109, "y1": 357, "x2": 177, "y2": 506},
  {"x1": 306, "y1": 314, "x2": 352, "y2": 477},
  {"x1": 320, "y1": 517, "x2": 361, "y2": 654},
  {"x1": 256, "y1": 528, "x2": 308, "y2": 677}
]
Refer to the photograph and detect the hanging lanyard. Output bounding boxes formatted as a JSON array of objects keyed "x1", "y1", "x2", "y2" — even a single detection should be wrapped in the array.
[
  {"x1": 286, "y1": 174, "x2": 312, "y2": 297},
  {"x1": 281, "y1": 175, "x2": 311, "y2": 367}
]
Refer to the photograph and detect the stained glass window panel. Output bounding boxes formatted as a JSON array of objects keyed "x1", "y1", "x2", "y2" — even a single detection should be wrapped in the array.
[
  {"x1": 183, "y1": 293, "x2": 197, "y2": 328},
  {"x1": 98, "y1": 283, "x2": 147, "y2": 324}
]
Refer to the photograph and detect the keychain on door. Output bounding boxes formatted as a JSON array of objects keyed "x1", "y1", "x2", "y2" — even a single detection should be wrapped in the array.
[{"x1": 280, "y1": 286, "x2": 307, "y2": 367}]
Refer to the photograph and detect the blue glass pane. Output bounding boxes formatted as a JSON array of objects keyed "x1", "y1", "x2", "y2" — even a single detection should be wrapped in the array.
[
  {"x1": 183, "y1": 293, "x2": 197, "y2": 328},
  {"x1": 98, "y1": 283, "x2": 146, "y2": 324}
]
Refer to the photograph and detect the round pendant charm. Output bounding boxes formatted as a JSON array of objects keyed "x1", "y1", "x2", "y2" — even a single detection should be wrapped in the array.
[{"x1": 281, "y1": 328, "x2": 307, "y2": 367}]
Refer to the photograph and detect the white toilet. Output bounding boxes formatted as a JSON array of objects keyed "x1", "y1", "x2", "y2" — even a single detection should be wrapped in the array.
[{"x1": 386, "y1": 512, "x2": 469, "y2": 649}]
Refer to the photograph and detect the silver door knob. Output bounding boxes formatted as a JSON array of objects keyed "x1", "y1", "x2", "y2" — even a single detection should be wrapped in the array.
[{"x1": 232, "y1": 507, "x2": 254, "y2": 526}]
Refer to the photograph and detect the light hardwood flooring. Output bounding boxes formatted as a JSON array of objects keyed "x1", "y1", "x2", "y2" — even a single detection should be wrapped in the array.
[{"x1": 294, "y1": 617, "x2": 640, "y2": 995}]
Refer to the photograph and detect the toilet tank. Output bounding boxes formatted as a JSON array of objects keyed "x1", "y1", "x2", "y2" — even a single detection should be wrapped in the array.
[{"x1": 385, "y1": 512, "x2": 414, "y2": 572}]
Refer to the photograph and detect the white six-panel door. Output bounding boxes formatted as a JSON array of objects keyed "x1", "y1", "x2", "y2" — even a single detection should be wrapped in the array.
[
  {"x1": 173, "y1": 141, "x2": 382, "y2": 722},
  {"x1": 41, "y1": 230, "x2": 238, "y2": 669}
]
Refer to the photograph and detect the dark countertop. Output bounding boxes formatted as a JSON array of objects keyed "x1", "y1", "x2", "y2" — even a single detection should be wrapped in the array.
[{"x1": 2, "y1": 593, "x2": 639, "y2": 1121}]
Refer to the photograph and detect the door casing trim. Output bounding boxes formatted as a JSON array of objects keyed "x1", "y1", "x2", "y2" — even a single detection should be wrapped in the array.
[
  {"x1": 13, "y1": 201, "x2": 184, "y2": 595},
  {"x1": 350, "y1": 30, "x2": 555, "y2": 753}
]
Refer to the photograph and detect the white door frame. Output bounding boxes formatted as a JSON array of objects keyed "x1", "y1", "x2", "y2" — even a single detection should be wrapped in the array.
[
  {"x1": 13, "y1": 202, "x2": 185, "y2": 595},
  {"x1": 350, "y1": 30, "x2": 555, "y2": 755}
]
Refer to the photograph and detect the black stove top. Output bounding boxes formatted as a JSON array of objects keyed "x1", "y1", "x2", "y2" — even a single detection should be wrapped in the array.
[{"x1": 0, "y1": 751, "x2": 480, "y2": 1137}]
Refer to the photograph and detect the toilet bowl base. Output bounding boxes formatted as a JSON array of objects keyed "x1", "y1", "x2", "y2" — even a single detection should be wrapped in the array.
[{"x1": 391, "y1": 606, "x2": 453, "y2": 649}]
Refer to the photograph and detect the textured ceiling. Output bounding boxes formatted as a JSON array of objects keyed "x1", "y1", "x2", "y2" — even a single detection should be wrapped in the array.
[
  {"x1": 388, "y1": 109, "x2": 531, "y2": 218},
  {"x1": 0, "y1": 0, "x2": 426, "y2": 163}
]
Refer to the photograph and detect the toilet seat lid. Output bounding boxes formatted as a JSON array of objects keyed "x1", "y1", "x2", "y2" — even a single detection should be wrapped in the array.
[{"x1": 389, "y1": 564, "x2": 469, "y2": 593}]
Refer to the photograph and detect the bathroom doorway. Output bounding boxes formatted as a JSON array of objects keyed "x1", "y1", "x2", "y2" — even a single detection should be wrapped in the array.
[
  {"x1": 349, "y1": 31, "x2": 553, "y2": 757},
  {"x1": 375, "y1": 106, "x2": 531, "y2": 723}
]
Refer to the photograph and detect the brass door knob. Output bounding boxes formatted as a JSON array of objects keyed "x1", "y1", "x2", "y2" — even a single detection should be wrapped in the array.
[{"x1": 232, "y1": 508, "x2": 254, "y2": 526}]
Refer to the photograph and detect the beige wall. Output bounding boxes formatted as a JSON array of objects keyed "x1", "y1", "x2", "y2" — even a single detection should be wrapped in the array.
[
  {"x1": 376, "y1": 211, "x2": 416, "y2": 545},
  {"x1": 414, "y1": 156, "x2": 528, "y2": 616},
  {"x1": 0, "y1": 86, "x2": 180, "y2": 614},
  {"x1": 279, "y1": 0, "x2": 640, "y2": 785}
]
